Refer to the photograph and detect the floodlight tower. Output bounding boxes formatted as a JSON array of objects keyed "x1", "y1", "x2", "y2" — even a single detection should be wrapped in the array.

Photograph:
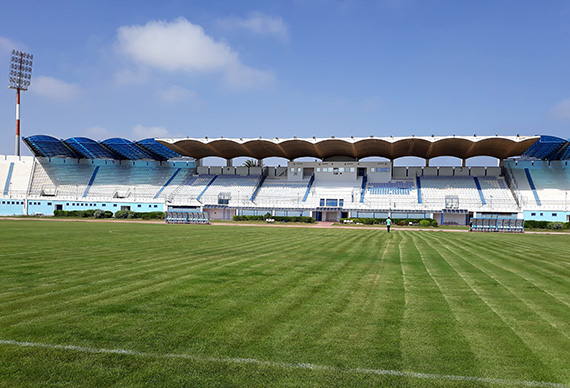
[{"x1": 8, "y1": 50, "x2": 33, "y2": 156}]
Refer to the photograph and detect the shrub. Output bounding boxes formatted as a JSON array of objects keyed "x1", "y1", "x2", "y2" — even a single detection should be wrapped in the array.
[
  {"x1": 83, "y1": 209, "x2": 96, "y2": 218},
  {"x1": 340, "y1": 217, "x2": 437, "y2": 226},
  {"x1": 524, "y1": 220, "x2": 549, "y2": 229},
  {"x1": 94, "y1": 209, "x2": 106, "y2": 219},
  {"x1": 233, "y1": 215, "x2": 264, "y2": 221},
  {"x1": 548, "y1": 222, "x2": 564, "y2": 230},
  {"x1": 114, "y1": 210, "x2": 135, "y2": 219},
  {"x1": 233, "y1": 215, "x2": 314, "y2": 223},
  {"x1": 419, "y1": 220, "x2": 431, "y2": 227}
]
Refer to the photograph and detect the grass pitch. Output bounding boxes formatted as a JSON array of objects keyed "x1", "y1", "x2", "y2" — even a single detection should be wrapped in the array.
[{"x1": 0, "y1": 220, "x2": 569, "y2": 387}]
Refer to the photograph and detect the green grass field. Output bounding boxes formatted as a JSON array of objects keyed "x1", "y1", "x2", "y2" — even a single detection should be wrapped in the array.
[{"x1": 0, "y1": 220, "x2": 569, "y2": 387}]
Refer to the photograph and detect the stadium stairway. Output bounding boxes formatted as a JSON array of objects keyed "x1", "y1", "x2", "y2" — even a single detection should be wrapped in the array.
[
  {"x1": 524, "y1": 168, "x2": 542, "y2": 206},
  {"x1": 197, "y1": 175, "x2": 218, "y2": 202},
  {"x1": 416, "y1": 176, "x2": 422, "y2": 204},
  {"x1": 473, "y1": 177, "x2": 486, "y2": 205},
  {"x1": 250, "y1": 175, "x2": 267, "y2": 202},
  {"x1": 3, "y1": 163, "x2": 14, "y2": 195},
  {"x1": 82, "y1": 166, "x2": 100, "y2": 197},
  {"x1": 302, "y1": 175, "x2": 315, "y2": 202},
  {"x1": 359, "y1": 175, "x2": 367, "y2": 203},
  {"x1": 154, "y1": 168, "x2": 182, "y2": 199}
]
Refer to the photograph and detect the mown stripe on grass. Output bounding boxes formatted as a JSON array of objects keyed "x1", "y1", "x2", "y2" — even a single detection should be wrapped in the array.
[
  {"x1": 420, "y1": 232, "x2": 563, "y2": 385},
  {"x1": 0, "y1": 339, "x2": 566, "y2": 388},
  {"x1": 434, "y1": 233, "x2": 570, "y2": 340},
  {"x1": 402, "y1": 231, "x2": 482, "y2": 377},
  {"x1": 0, "y1": 229, "x2": 319, "y2": 331},
  {"x1": 428, "y1": 234, "x2": 570, "y2": 377},
  {"x1": 436, "y1": 233, "x2": 570, "y2": 309}
]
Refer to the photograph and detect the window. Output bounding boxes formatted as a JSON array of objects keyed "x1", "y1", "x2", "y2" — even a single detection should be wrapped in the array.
[
  {"x1": 339, "y1": 199, "x2": 344, "y2": 206},
  {"x1": 113, "y1": 204, "x2": 117, "y2": 207},
  {"x1": 149, "y1": 205, "x2": 152, "y2": 208},
  {"x1": 320, "y1": 199, "x2": 325, "y2": 206},
  {"x1": 370, "y1": 168, "x2": 375, "y2": 172},
  {"x1": 154, "y1": 205, "x2": 158, "y2": 208},
  {"x1": 350, "y1": 168, "x2": 355, "y2": 172},
  {"x1": 552, "y1": 213, "x2": 557, "y2": 217},
  {"x1": 102, "y1": 204, "x2": 106, "y2": 207},
  {"x1": 47, "y1": 202, "x2": 52, "y2": 206},
  {"x1": 298, "y1": 168, "x2": 302, "y2": 172},
  {"x1": 66, "y1": 203, "x2": 69, "y2": 206},
  {"x1": 291, "y1": 168, "x2": 295, "y2": 172},
  {"x1": 317, "y1": 168, "x2": 320, "y2": 172},
  {"x1": 531, "y1": 213, "x2": 536, "y2": 216},
  {"x1": 540, "y1": 213, "x2": 543, "y2": 216},
  {"x1": 137, "y1": 204, "x2": 142, "y2": 208},
  {"x1": 1, "y1": 201, "x2": 4, "y2": 204}
]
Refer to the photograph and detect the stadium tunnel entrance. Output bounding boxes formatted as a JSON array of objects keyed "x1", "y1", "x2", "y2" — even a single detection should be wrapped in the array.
[
  {"x1": 205, "y1": 207, "x2": 235, "y2": 221},
  {"x1": 313, "y1": 210, "x2": 348, "y2": 222}
]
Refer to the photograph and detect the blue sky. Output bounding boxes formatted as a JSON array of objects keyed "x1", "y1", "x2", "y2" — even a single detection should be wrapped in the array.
[{"x1": 1, "y1": 0, "x2": 570, "y2": 159}]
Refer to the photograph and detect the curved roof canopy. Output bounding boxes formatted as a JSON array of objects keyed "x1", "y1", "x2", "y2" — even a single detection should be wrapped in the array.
[
  {"x1": 24, "y1": 135, "x2": 78, "y2": 158},
  {"x1": 24, "y1": 135, "x2": 178, "y2": 161},
  {"x1": 157, "y1": 135, "x2": 540, "y2": 161}
]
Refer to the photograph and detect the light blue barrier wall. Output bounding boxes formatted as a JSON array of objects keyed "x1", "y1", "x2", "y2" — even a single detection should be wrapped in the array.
[
  {"x1": 0, "y1": 199, "x2": 25, "y2": 216},
  {"x1": 1, "y1": 199, "x2": 166, "y2": 216},
  {"x1": 523, "y1": 210, "x2": 570, "y2": 222}
]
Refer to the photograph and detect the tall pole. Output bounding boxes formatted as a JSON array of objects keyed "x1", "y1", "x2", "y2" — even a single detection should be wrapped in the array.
[
  {"x1": 9, "y1": 50, "x2": 33, "y2": 157},
  {"x1": 15, "y1": 88, "x2": 20, "y2": 156}
]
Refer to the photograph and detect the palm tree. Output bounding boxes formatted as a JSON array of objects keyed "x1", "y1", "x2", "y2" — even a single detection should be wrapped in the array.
[{"x1": 243, "y1": 159, "x2": 259, "y2": 167}]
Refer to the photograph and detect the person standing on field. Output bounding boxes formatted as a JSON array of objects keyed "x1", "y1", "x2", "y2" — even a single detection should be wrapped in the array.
[{"x1": 386, "y1": 217, "x2": 391, "y2": 233}]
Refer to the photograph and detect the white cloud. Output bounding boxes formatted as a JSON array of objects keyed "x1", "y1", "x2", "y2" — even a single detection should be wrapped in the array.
[
  {"x1": 549, "y1": 99, "x2": 570, "y2": 121},
  {"x1": 114, "y1": 67, "x2": 149, "y2": 86},
  {"x1": 84, "y1": 126, "x2": 112, "y2": 140},
  {"x1": 30, "y1": 76, "x2": 80, "y2": 101},
  {"x1": 217, "y1": 12, "x2": 289, "y2": 43},
  {"x1": 224, "y1": 63, "x2": 275, "y2": 89},
  {"x1": 131, "y1": 124, "x2": 171, "y2": 139},
  {"x1": 0, "y1": 36, "x2": 25, "y2": 54},
  {"x1": 116, "y1": 17, "x2": 274, "y2": 89},
  {"x1": 157, "y1": 85, "x2": 199, "y2": 103}
]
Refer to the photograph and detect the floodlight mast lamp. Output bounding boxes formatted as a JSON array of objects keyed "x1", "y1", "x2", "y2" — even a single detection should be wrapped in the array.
[{"x1": 8, "y1": 50, "x2": 33, "y2": 156}]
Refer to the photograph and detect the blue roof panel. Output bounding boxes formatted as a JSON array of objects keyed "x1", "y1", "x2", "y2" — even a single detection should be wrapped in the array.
[
  {"x1": 23, "y1": 135, "x2": 78, "y2": 158},
  {"x1": 521, "y1": 135, "x2": 567, "y2": 160},
  {"x1": 101, "y1": 138, "x2": 158, "y2": 160},
  {"x1": 136, "y1": 138, "x2": 181, "y2": 160},
  {"x1": 64, "y1": 137, "x2": 119, "y2": 159}
]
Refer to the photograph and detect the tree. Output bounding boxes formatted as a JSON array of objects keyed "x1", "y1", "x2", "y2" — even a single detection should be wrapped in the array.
[{"x1": 243, "y1": 159, "x2": 259, "y2": 167}]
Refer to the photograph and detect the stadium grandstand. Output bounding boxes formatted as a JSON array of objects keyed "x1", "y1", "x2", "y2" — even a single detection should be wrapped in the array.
[{"x1": 0, "y1": 134, "x2": 569, "y2": 225}]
